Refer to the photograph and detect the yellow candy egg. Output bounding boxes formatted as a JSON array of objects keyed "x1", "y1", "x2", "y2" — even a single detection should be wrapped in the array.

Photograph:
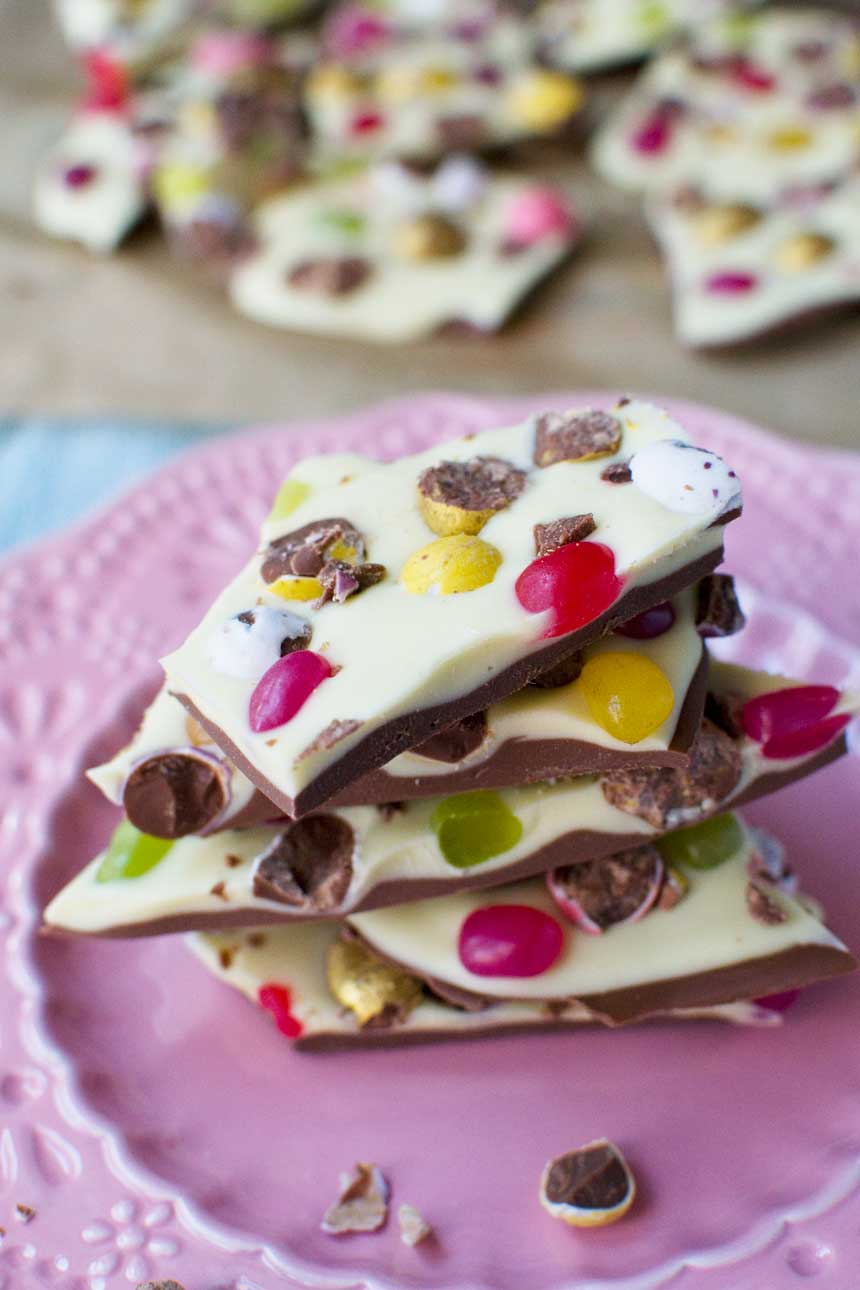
[
  {"x1": 421, "y1": 66, "x2": 457, "y2": 94},
  {"x1": 772, "y1": 231, "x2": 835, "y2": 272},
  {"x1": 766, "y1": 126, "x2": 813, "y2": 153},
  {"x1": 307, "y1": 64, "x2": 364, "y2": 100},
  {"x1": 692, "y1": 203, "x2": 760, "y2": 247},
  {"x1": 579, "y1": 651, "x2": 674, "y2": 744},
  {"x1": 401, "y1": 534, "x2": 502, "y2": 595},
  {"x1": 506, "y1": 70, "x2": 584, "y2": 132},
  {"x1": 327, "y1": 937, "x2": 423, "y2": 1027},
  {"x1": 154, "y1": 163, "x2": 211, "y2": 212},
  {"x1": 270, "y1": 576, "x2": 322, "y2": 602}
]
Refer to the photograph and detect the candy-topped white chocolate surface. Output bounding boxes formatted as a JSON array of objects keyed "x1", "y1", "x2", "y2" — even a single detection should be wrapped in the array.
[
  {"x1": 229, "y1": 162, "x2": 582, "y2": 341},
  {"x1": 592, "y1": 8, "x2": 860, "y2": 204},
  {"x1": 161, "y1": 400, "x2": 740, "y2": 814},
  {"x1": 647, "y1": 173, "x2": 860, "y2": 348}
]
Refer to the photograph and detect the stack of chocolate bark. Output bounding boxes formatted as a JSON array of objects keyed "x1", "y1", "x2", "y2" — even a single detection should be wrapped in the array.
[{"x1": 46, "y1": 398, "x2": 858, "y2": 1047}]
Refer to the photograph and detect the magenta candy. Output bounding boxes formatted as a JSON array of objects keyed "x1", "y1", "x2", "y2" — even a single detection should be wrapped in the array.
[
  {"x1": 755, "y1": 989, "x2": 801, "y2": 1014},
  {"x1": 631, "y1": 112, "x2": 673, "y2": 154},
  {"x1": 458, "y1": 904, "x2": 564, "y2": 978},
  {"x1": 730, "y1": 59, "x2": 775, "y2": 93},
  {"x1": 328, "y1": 7, "x2": 390, "y2": 56},
  {"x1": 616, "y1": 601, "x2": 675, "y2": 640},
  {"x1": 503, "y1": 187, "x2": 574, "y2": 247},
  {"x1": 742, "y1": 685, "x2": 847, "y2": 758},
  {"x1": 350, "y1": 110, "x2": 384, "y2": 136},
  {"x1": 706, "y1": 271, "x2": 758, "y2": 295},
  {"x1": 515, "y1": 541, "x2": 623, "y2": 639},
  {"x1": 63, "y1": 163, "x2": 97, "y2": 188},
  {"x1": 248, "y1": 650, "x2": 333, "y2": 733}
]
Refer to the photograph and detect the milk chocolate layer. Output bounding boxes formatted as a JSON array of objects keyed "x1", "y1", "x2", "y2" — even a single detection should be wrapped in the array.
[{"x1": 175, "y1": 545, "x2": 723, "y2": 819}]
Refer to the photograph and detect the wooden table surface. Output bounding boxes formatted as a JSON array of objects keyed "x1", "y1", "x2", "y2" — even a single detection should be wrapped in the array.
[{"x1": 2, "y1": 0, "x2": 858, "y2": 447}]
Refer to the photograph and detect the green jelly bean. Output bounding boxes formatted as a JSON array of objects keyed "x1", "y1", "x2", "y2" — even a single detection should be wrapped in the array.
[
  {"x1": 268, "y1": 478, "x2": 310, "y2": 523},
  {"x1": 638, "y1": 1, "x2": 670, "y2": 35},
  {"x1": 96, "y1": 820, "x2": 173, "y2": 883},
  {"x1": 430, "y1": 790, "x2": 523, "y2": 869},
  {"x1": 319, "y1": 208, "x2": 367, "y2": 236},
  {"x1": 658, "y1": 813, "x2": 743, "y2": 872}
]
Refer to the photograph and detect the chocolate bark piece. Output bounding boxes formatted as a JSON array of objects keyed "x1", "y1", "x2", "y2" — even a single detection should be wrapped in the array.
[
  {"x1": 288, "y1": 257, "x2": 373, "y2": 296},
  {"x1": 253, "y1": 816, "x2": 354, "y2": 911},
  {"x1": 124, "y1": 753, "x2": 227, "y2": 838},
  {"x1": 548, "y1": 845, "x2": 663, "y2": 932},
  {"x1": 600, "y1": 460, "x2": 632, "y2": 484},
  {"x1": 316, "y1": 558, "x2": 386, "y2": 605},
  {"x1": 695, "y1": 574, "x2": 745, "y2": 639},
  {"x1": 529, "y1": 650, "x2": 584, "y2": 689},
  {"x1": 260, "y1": 518, "x2": 366, "y2": 584},
  {"x1": 541, "y1": 1141, "x2": 632, "y2": 1213},
  {"x1": 600, "y1": 718, "x2": 742, "y2": 829},
  {"x1": 321, "y1": 1163, "x2": 389, "y2": 1235},
  {"x1": 746, "y1": 880, "x2": 788, "y2": 926},
  {"x1": 411, "y1": 711, "x2": 488, "y2": 763},
  {"x1": 533, "y1": 514, "x2": 596, "y2": 556},
  {"x1": 533, "y1": 409, "x2": 622, "y2": 467},
  {"x1": 417, "y1": 456, "x2": 527, "y2": 536}
]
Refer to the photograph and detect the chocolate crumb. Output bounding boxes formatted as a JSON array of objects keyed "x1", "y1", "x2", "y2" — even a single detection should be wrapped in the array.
[
  {"x1": 533, "y1": 514, "x2": 596, "y2": 556},
  {"x1": 247, "y1": 932, "x2": 267, "y2": 947},
  {"x1": 225, "y1": 853, "x2": 242, "y2": 868},
  {"x1": 289, "y1": 256, "x2": 372, "y2": 296},
  {"x1": 746, "y1": 880, "x2": 788, "y2": 925},
  {"x1": 219, "y1": 948, "x2": 234, "y2": 970},
  {"x1": 254, "y1": 816, "x2": 354, "y2": 911},
  {"x1": 321, "y1": 1163, "x2": 389, "y2": 1234},
  {"x1": 134, "y1": 1281, "x2": 187, "y2": 1290},
  {"x1": 534, "y1": 409, "x2": 622, "y2": 467},
  {"x1": 600, "y1": 460, "x2": 632, "y2": 484},
  {"x1": 617, "y1": 396, "x2": 631, "y2": 407},
  {"x1": 696, "y1": 574, "x2": 746, "y2": 639},
  {"x1": 210, "y1": 881, "x2": 229, "y2": 901},
  {"x1": 15, "y1": 1204, "x2": 35, "y2": 1224},
  {"x1": 377, "y1": 802, "x2": 406, "y2": 821}
]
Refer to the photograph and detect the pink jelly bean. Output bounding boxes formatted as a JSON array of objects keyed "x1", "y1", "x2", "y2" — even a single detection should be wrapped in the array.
[
  {"x1": 631, "y1": 112, "x2": 673, "y2": 155},
  {"x1": 249, "y1": 650, "x2": 333, "y2": 733},
  {"x1": 706, "y1": 271, "x2": 758, "y2": 295},
  {"x1": 258, "y1": 984, "x2": 303, "y2": 1038},
  {"x1": 83, "y1": 50, "x2": 129, "y2": 112},
  {"x1": 616, "y1": 601, "x2": 675, "y2": 640},
  {"x1": 515, "y1": 541, "x2": 623, "y2": 639},
  {"x1": 458, "y1": 905, "x2": 564, "y2": 978},
  {"x1": 327, "y1": 6, "x2": 390, "y2": 57},
  {"x1": 350, "y1": 110, "x2": 385, "y2": 136},
  {"x1": 742, "y1": 685, "x2": 847, "y2": 759},
  {"x1": 502, "y1": 187, "x2": 575, "y2": 247},
  {"x1": 729, "y1": 59, "x2": 775, "y2": 93},
  {"x1": 192, "y1": 30, "x2": 272, "y2": 76},
  {"x1": 64, "y1": 163, "x2": 97, "y2": 189},
  {"x1": 754, "y1": 988, "x2": 800, "y2": 1014}
]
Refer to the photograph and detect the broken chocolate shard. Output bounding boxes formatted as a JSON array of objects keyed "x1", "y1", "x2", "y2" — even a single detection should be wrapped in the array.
[
  {"x1": 747, "y1": 880, "x2": 788, "y2": 926},
  {"x1": 534, "y1": 409, "x2": 622, "y2": 467},
  {"x1": 288, "y1": 256, "x2": 372, "y2": 296},
  {"x1": 260, "y1": 518, "x2": 366, "y2": 584},
  {"x1": 253, "y1": 815, "x2": 354, "y2": 911},
  {"x1": 600, "y1": 460, "x2": 632, "y2": 484},
  {"x1": 696, "y1": 574, "x2": 746, "y2": 639},
  {"x1": 529, "y1": 650, "x2": 584, "y2": 689},
  {"x1": 417, "y1": 457, "x2": 527, "y2": 535},
  {"x1": 316, "y1": 559, "x2": 386, "y2": 605},
  {"x1": 124, "y1": 753, "x2": 227, "y2": 838},
  {"x1": 534, "y1": 514, "x2": 597, "y2": 556},
  {"x1": 704, "y1": 690, "x2": 745, "y2": 740},
  {"x1": 548, "y1": 844, "x2": 664, "y2": 932},
  {"x1": 600, "y1": 718, "x2": 742, "y2": 830},
  {"x1": 300, "y1": 719, "x2": 362, "y2": 762},
  {"x1": 411, "y1": 711, "x2": 488, "y2": 763}
]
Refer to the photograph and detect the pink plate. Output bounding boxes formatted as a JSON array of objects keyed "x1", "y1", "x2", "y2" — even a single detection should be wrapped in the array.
[{"x1": 2, "y1": 393, "x2": 860, "y2": 1290}]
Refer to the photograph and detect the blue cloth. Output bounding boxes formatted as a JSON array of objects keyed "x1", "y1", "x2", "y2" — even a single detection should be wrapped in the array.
[{"x1": 0, "y1": 417, "x2": 229, "y2": 553}]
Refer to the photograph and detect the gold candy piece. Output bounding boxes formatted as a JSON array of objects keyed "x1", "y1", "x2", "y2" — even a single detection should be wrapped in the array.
[
  {"x1": 393, "y1": 213, "x2": 467, "y2": 262},
  {"x1": 766, "y1": 126, "x2": 813, "y2": 153},
  {"x1": 773, "y1": 232, "x2": 835, "y2": 273},
  {"x1": 327, "y1": 937, "x2": 424, "y2": 1027},
  {"x1": 691, "y1": 203, "x2": 760, "y2": 246}
]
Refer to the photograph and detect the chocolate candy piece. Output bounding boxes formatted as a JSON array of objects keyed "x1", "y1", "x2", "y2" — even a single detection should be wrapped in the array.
[
  {"x1": 316, "y1": 558, "x2": 386, "y2": 605},
  {"x1": 747, "y1": 880, "x2": 788, "y2": 926},
  {"x1": 260, "y1": 518, "x2": 366, "y2": 584},
  {"x1": 417, "y1": 457, "x2": 527, "y2": 537},
  {"x1": 533, "y1": 514, "x2": 596, "y2": 557},
  {"x1": 547, "y1": 844, "x2": 664, "y2": 933},
  {"x1": 124, "y1": 752, "x2": 228, "y2": 838},
  {"x1": 600, "y1": 460, "x2": 632, "y2": 484},
  {"x1": 321, "y1": 1163, "x2": 389, "y2": 1235},
  {"x1": 600, "y1": 718, "x2": 742, "y2": 829},
  {"x1": 394, "y1": 213, "x2": 467, "y2": 261},
  {"x1": 695, "y1": 574, "x2": 745, "y2": 638},
  {"x1": 533, "y1": 409, "x2": 622, "y2": 467},
  {"x1": 288, "y1": 256, "x2": 372, "y2": 296},
  {"x1": 411, "y1": 711, "x2": 488, "y2": 763},
  {"x1": 253, "y1": 816, "x2": 354, "y2": 910},
  {"x1": 540, "y1": 1140, "x2": 635, "y2": 1228},
  {"x1": 327, "y1": 934, "x2": 423, "y2": 1027}
]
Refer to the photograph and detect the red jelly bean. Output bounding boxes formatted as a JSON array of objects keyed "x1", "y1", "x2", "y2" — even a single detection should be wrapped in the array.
[
  {"x1": 706, "y1": 271, "x2": 758, "y2": 294},
  {"x1": 616, "y1": 601, "x2": 675, "y2": 640},
  {"x1": 350, "y1": 110, "x2": 385, "y2": 136},
  {"x1": 515, "y1": 541, "x2": 623, "y2": 639},
  {"x1": 631, "y1": 112, "x2": 673, "y2": 154},
  {"x1": 458, "y1": 904, "x2": 564, "y2": 978},
  {"x1": 730, "y1": 59, "x2": 776, "y2": 93},
  {"x1": 742, "y1": 685, "x2": 848, "y2": 759},
  {"x1": 258, "y1": 983, "x2": 303, "y2": 1038},
  {"x1": 755, "y1": 988, "x2": 800, "y2": 1014},
  {"x1": 249, "y1": 650, "x2": 333, "y2": 733},
  {"x1": 83, "y1": 50, "x2": 129, "y2": 112}
]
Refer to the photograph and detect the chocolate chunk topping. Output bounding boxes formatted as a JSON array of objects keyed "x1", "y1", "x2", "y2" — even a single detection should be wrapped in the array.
[
  {"x1": 418, "y1": 456, "x2": 526, "y2": 518},
  {"x1": 534, "y1": 409, "x2": 622, "y2": 467},
  {"x1": 124, "y1": 753, "x2": 227, "y2": 838},
  {"x1": 530, "y1": 649, "x2": 584, "y2": 689},
  {"x1": 543, "y1": 1143, "x2": 630, "y2": 1210},
  {"x1": 436, "y1": 113, "x2": 486, "y2": 148},
  {"x1": 288, "y1": 256, "x2": 372, "y2": 296},
  {"x1": 534, "y1": 513, "x2": 596, "y2": 556},
  {"x1": 134, "y1": 1281, "x2": 186, "y2": 1290},
  {"x1": 696, "y1": 574, "x2": 746, "y2": 639},
  {"x1": 746, "y1": 880, "x2": 788, "y2": 926},
  {"x1": 300, "y1": 719, "x2": 362, "y2": 761},
  {"x1": 600, "y1": 718, "x2": 742, "y2": 829},
  {"x1": 411, "y1": 710, "x2": 488, "y2": 763},
  {"x1": 550, "y1": 844, "x2": 664, "y2": 932},
  {"x1": 260, "y1": 517, "x2": 365, "y2": 584},
  {"x1": 600, "y1": 460, "x2": 632, "y2": 484},
  {"x1": 253, "y1": 815, "x2": 354, "y2": 911},
  {"x1": 316, "y1": 558, "x2": 386, "y2": 605}
]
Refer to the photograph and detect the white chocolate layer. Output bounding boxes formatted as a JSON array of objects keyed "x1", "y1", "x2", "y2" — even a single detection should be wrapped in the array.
[{"x1": 161, "y1": 400, "x2": 739, "y2": 812}]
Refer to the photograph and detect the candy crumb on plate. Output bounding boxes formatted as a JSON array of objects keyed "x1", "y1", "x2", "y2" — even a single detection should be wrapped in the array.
[
  {"x1": 398, "y1": 1202, "x2": 433, "y2": 1246},
  {"x1": 321, "y1": 1162, "x2": 390, "y2": 1234},
  {"x1": 539, "y1": 1139, "x2": 636, "y2": 1227}
]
